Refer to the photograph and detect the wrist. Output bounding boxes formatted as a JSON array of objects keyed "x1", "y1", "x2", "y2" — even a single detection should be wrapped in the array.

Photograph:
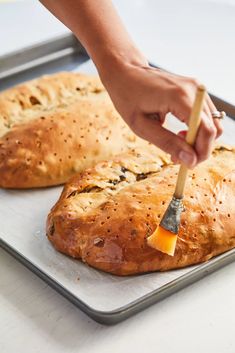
[{"x1": 90, "y1": 44, "x2": 148, "y2": 83}]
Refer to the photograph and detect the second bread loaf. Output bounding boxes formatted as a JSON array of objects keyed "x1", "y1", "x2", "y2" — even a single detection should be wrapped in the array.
[{"x1": 0, "y1": 72, "x2": 159, "y2": 188}]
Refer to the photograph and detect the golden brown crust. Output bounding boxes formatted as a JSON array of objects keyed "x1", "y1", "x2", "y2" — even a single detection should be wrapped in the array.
[
  {"x1": 0, "y1": 72, "x2": 155, "y2": 188},
  {"x1": 46, "y1": 145, "x2": 235, "y2": 275}
]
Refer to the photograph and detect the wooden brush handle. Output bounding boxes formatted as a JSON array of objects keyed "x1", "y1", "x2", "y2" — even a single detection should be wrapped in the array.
[{"x1": 174, "y1": 85, "x2": 206, "y2": 199}]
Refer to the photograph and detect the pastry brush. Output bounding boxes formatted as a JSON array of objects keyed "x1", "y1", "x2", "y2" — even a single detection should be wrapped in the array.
[{"x1": 147, "y1": 85, "x2": 206, "y2": 256}]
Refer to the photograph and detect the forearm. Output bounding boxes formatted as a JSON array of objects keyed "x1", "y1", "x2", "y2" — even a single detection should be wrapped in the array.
[
  {"x1": 40, "y1": 0, "x2": 147, "y2": 74},
  {"x1": 40, "y1": 0, "x2": 222, "y2": 168}
]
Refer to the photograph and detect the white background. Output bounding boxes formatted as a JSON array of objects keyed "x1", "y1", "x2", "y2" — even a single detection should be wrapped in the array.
[{"x1": 0, "y1": 1, "x2": 235, "y2": 353}]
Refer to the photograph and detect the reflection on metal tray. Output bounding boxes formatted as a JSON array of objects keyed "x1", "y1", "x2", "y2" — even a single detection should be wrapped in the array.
[
  {"x1": 0, "y1": 33, "x2": 234, "y2": 325},
  {"x1": 0, "y1": 34, "x2": 89, "y2": 90}
]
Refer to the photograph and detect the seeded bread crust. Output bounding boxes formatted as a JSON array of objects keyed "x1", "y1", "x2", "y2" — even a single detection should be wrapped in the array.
[
  {"x1": 47, "y1": 145, "x2": 235, "y2": 275},
  {"x1": 0, "y1": 72, "x2": 156, "y2": 188}
]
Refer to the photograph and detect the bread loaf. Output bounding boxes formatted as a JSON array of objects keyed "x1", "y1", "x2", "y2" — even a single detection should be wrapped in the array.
[
  {"x1": 46, "y1": 145, "x2": 235, "y2": 275},
  {"x1": 0, "y1": 72, "x2": 156, "y2": 188}
]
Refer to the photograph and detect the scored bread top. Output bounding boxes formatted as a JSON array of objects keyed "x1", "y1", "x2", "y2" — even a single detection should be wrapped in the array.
[
  {"x1": 47, "y1": 145, "x2": 235, "y2": 275},
  {"x1": 0, "y1": 72, "x2": 105, "y2": 137},
  {"x1": 0, "y1": 72, "x2": 158, "y2": 188}
]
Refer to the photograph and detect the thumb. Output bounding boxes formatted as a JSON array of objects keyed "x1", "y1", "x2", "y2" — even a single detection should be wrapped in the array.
[{"x1": 132, "y1": 114, "x2": 198, "y2": 168}]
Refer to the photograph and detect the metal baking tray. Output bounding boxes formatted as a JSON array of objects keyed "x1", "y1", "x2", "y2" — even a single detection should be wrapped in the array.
[{"x1": 0, "y1": 33, "x2": 234, "y2": 325}]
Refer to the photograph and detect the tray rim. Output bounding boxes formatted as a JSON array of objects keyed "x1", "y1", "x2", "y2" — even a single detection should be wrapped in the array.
[
  {"x1": 0, "y1": 33, "x2": 88, "y2": 81},
  {"x1": 1, "y1": 237, "x2": 234, "y2": 325}
]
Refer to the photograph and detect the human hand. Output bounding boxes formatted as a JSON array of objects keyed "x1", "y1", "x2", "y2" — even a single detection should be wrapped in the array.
[{"x1": 99, "y1": 59, "x2": 223, "y2": 168}]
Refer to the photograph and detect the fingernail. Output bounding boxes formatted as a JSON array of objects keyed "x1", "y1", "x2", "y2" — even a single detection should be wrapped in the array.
[{"x1": 179, "y1": 151, "x2": 195, "y2": 167}]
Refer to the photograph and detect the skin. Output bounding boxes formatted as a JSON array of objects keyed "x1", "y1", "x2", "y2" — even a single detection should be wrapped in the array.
[{"x1": 40, "y1": 0, "x2": 223, "y2": 168}]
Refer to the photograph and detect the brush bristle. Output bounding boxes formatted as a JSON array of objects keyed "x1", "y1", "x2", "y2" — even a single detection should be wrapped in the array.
[{"x1": 147, "y1": 226, "x2": 177, "y2": 256}]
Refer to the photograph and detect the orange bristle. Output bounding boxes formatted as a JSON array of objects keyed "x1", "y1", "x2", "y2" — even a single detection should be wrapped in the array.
[{"x1": 147, "y1": 225, "x2": 177, "y2": 256}]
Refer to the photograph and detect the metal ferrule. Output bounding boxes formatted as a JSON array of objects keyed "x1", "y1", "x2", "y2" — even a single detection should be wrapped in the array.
[{"x1": 159, "y1": 196, "x2": 184, "y2": 234}]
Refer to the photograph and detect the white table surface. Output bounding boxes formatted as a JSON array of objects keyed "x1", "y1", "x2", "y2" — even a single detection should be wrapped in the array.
[{"x1": 0, "y1": 1, "x2": 235, "y2": 352}]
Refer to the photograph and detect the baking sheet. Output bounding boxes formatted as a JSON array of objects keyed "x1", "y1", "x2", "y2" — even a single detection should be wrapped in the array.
[{"x1": 0, "y1": 34, "x2": 235, "y2": 324}]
